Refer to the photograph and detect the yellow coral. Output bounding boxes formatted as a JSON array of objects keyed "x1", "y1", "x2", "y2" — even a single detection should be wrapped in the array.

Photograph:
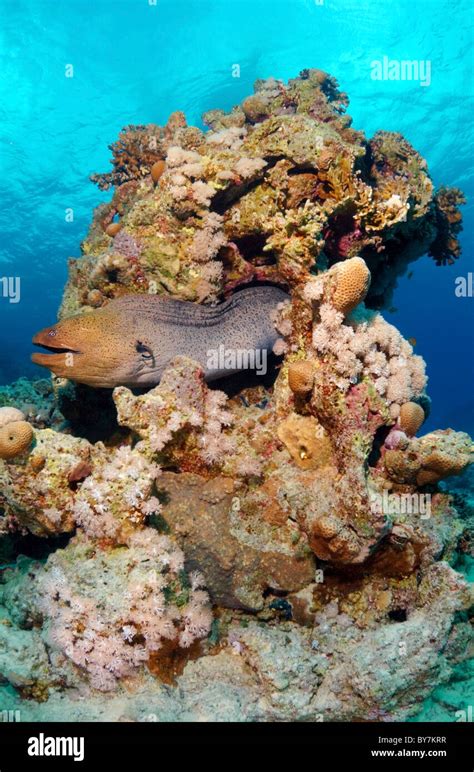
[
  {"x1": 277, "y1": 414, "x2": 332, "y2": 470},
  {"x1": 399, "y1": 402, "x2": 425, "y2": 437},
  {"x1": 0, "y1": 421, "x2": 34, "y2": 460},
  {"x1": 330, "y1": 256, "x2": 371, "y2": 314}
]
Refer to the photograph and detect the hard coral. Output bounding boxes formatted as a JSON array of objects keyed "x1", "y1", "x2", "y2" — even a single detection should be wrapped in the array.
[
  {"x1": 328, "y1": 256, "x2": 371, "y2": 314},
  {"x1": 429, "y1": 187, "x2": 466, "y2": 266},
  {"x1": 0, "y1": 406, "x2": 25, "y2": 427},
  {"x1": 277, "y1": 414, "x2": 332, "y2": 470},
  {"x1": 0, "y1": 430, "x2": 91, "y2": 535},
  {"x1": 151, "y1": 160, "x2": 166, "y2": 184},
  {"x1": 399, "y1": 401, "x2": 425, "y2": 437},
  {"x1": 0, "y1": 421, "x2": 33, "y2": 460},
  {"x1": 384, "y1": 430, "x2": 473, "y2": 487},
  {"x1": 287, "y1": 360, "x2": 315, "y2": 395}
]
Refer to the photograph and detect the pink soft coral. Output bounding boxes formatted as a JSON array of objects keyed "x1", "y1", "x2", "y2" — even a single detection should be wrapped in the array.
[{"x1": 36, "y1": 530, "x2": 213, "y2": 691}]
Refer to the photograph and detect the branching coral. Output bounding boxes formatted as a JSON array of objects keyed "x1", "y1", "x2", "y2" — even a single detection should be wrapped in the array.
[
  {"x1": 89, "y1": 124, "x2": 166, "y2": 191},
  {"x1": 429, "y1": 186, "x2": 466, "y2": 265}
]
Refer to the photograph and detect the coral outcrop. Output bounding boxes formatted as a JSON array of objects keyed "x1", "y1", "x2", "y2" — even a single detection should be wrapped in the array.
[
  {"x1": 0, "y1": 70, "x2": 472, "y2": 721},
  {"x1": 59, "y1": 69, "x2": 463, "y2": 319}
]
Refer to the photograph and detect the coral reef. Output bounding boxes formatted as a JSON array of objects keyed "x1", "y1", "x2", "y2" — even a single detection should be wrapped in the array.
[
  {"x1": 0, "y1": 378, "x2": 62, "y2": 430},
  {"x1": 59, "y1": 69, "x2": 463, "y2": 318},
  {"x1": 0, "y1": 70, "x2": 472, "y2": 721}
]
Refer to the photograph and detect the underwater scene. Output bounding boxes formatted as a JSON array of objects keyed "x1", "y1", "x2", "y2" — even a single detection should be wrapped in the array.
[{"x1": 0, "y1": 0, "x2": 473, "y2": 741}]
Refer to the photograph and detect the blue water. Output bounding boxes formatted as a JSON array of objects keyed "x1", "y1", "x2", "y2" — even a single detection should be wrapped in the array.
[{"x1": 0, "y1": 0, "x2": 472, "y2": 433}]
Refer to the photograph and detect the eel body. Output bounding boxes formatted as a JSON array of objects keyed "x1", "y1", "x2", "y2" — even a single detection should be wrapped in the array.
[{"x1": 32, "y1": 286, "x2": 289, "y2": 388}]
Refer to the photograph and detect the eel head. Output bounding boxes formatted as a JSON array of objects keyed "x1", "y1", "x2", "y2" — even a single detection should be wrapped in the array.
[{"x1": 32, "y1": 304, "x2": 161, "y2": 388}]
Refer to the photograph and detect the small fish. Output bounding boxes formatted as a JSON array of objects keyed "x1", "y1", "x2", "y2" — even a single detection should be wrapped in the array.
[
  {"x1": 407, "y1": 271, "x2": 414, "y2": 279},
  {"x1": 388, "y1": 306, "x2": 398, "y2": 314},
  {"x1": 408, "y1": 337, "x2": 417, "y2": 347}
]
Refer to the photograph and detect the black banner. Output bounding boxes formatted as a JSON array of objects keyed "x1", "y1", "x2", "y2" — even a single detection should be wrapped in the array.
[{"x1": 0, "y1": 721, "x2": 471, "y2": 768}]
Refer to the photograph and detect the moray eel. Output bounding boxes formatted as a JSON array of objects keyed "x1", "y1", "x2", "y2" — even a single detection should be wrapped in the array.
[{"x1": 32, "y1": 286, "x2": 289, "y2": 388}]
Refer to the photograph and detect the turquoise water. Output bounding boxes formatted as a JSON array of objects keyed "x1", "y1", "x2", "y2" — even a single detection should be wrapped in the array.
[{"x1": 1, "y1": 0, "x2": 473, "y2": 432}]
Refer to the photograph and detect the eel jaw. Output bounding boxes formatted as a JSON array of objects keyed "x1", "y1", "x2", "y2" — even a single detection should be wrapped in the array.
[{"x1": 31, "y1": 329, "x2": 81, "y2": 374}]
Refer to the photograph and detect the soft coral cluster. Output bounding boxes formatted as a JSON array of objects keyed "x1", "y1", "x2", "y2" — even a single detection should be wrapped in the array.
[
  {"x1": 114, "y1": 356, "x2": 261, "y2": 477},
  {"x1": 310, "y1": 302, "x2": 426, "y2": 415},
  {"x1": 35, "y1": 531, "x2": 212, "y2": 691},
  {"x1": 72, "y1": 445, "x2": 161, "y2": 542}
]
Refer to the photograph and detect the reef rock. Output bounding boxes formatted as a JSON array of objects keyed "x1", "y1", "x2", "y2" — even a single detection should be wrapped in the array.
[{"x1": 158, "y1": 471, "x2": 314, "y2": 610}]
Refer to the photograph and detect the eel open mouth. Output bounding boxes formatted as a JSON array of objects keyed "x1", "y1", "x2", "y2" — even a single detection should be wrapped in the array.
[{"x1": 31, "y1": 329, "x2": 81, "y2": 369}]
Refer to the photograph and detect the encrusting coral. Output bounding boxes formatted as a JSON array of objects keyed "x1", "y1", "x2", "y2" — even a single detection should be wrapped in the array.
[{"x1": 0, "y1": 70, "x2": 472, "y2": 720}]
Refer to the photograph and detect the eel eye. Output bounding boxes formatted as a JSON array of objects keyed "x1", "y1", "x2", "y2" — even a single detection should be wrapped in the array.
[
  {"x1": 48, "y1": 330, "x2": 57, "y2": 337},
  {"x1": 135, "y1": 341, "x2": 154, "y2": 361}
]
